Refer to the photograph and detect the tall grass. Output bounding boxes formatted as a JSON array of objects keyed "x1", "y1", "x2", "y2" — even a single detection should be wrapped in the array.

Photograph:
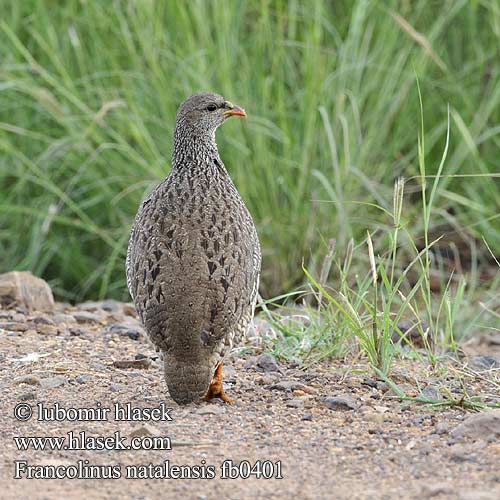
[{"x1": 0, "y1": 0, "x2": 499, "y2": 301}]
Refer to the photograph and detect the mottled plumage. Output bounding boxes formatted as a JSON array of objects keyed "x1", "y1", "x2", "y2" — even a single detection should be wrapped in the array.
[{"x1": 126, "y1": 92, "x2": 261, "y2": 404}]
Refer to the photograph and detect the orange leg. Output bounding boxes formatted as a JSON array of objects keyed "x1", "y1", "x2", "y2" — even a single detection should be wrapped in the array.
[{"x1": 204, "y1": 362, "x2": 233, "y2": 403}]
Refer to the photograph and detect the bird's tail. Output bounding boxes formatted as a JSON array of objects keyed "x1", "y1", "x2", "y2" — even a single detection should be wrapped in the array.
[{"x1": 163, "y1": 354, "x2": 212, "y2": 404}]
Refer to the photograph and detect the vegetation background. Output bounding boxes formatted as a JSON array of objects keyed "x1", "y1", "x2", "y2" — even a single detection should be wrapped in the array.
[{"x1": 0, "y1": 0, "x2": 498, "y2": 324}]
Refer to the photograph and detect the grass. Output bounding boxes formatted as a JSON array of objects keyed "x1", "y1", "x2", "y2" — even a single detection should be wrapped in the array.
[{"x1": 1, "y1": 0, "x2": 498, "y2": 303}]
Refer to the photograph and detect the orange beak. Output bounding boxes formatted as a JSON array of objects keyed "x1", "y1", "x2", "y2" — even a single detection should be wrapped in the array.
[{"x1": 223, "y1": 104, "x2": 246, "y2": 118}]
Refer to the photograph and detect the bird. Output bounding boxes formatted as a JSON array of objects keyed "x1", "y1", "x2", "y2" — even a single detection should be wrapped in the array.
[{"x1": 126, "y1": 92, "x2": 261, "y2": 405}]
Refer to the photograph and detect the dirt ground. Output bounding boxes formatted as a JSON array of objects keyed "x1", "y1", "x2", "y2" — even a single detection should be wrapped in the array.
[{"x1": 1, "y1": 299, "x2": 499, "y2": 500}]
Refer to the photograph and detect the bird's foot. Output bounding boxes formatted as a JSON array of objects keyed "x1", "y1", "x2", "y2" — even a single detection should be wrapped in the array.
[{"x1": 203, "y1": 362, "x2": 233, "y2": 403}]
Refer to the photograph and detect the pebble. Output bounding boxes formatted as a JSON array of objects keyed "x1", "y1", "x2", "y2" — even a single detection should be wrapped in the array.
[
  {"x1": 72, "y1": 311, "x2": 103, "y2": 323},
  {"x1": 75, "y1": 375, "x2": 89, "y2": 384},
  {"x1": 197, "y1": 405, "x2": 226, "y2": 415},
  {"x1": 420, "y1": 386, "x2": 443, "y2": 401},
  {"x1": 0, "y1": 271, "x2": 54, "y2": 312},
  {"x1": 33, "y1": 314, "x2": 55, "y2": 325},
  {"x1": 270, "y1": 380, "x2": 315, "y2": 393},
  {"x1": 53, "y1": 313, "x2": 77, "y2": 325},
  {"x1": 14, "y1": 375, "x2": 41, "y2": 386},
  {"x1": 129, "y1": 424, "x2": 159, "y2": 438},
  {"x1": 113, "y1": 358, "x2": 152, "y2": 370},
  {"x1": 0, "y1": 322, "x2": 28, "y2": 332},
  {"x1": 286, "y1": 398, "x2": 304, "y2": 409},
  {"x1": 470, "y1": 355, "x2": 500, "y2": 369},
  {"x1": 322, "y1": 395, "x2": 358, "y2": 411},
  {"x1": 256, "y1": 353, "x2": 281, "y2": 373},
  {"x1": 40, "y1": 375, "x2": 67, "y2": 389},
  {"x1": 19, "y1": 392, "x2": 36, "y2": 401},
  {"x1": 106, "y1": 323, "x2": 143, "y2": 341},
  {"x1": 451, "y1": 411, "x2": 500, "y2": 442}
]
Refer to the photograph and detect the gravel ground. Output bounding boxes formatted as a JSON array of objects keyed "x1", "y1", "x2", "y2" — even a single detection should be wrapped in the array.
[{"x1": 1, "y1": 299, "x2": 499, "y2": 500}]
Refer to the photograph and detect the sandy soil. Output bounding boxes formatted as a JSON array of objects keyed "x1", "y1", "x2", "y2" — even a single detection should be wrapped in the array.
[{"x1": 1, "y1": 300, "x2": 499, "y2": 500}]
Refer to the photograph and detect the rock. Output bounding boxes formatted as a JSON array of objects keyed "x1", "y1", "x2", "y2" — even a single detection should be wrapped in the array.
[
  {"x1": 451, "y1": 411, "x2": 500, "y2": 441},
  {"x1": 33, "y1": 314, "x2": 55, "y2": 326},
  {"x1": 433, "y1": 421, "x2": 452, "y2": 435},
  {"x1": 256, "y1": 353, "x2": 281, "y2": 373},
  {"x1": 459, "y1": 491, "x2": 499, "y2": 500},
  {"x1": 40, "y1": 375, "x2": 67, "y2": 389},
  {"x1": 222, "y1": 364, "x2": 236, "y2": 377},
  {"x1": 392, "y1": 318, "x2": 432, "y2": 347},
  {"x1": 285, "y1": 398, "x2": 304, "y2": 409},
  {"x1": 72, "y1": 311, "x2": 103, "y2": 324},
  {"x1": 420, "y1": 386, "x2": 443, "y2": 401},
  {"x1": 53, "y1": 313, "x2": 77, "y2": 325},
  {"x1": 448, "y1": 443, "x2": 477, "y2": 463},
  {"x1": 420, "y1": 483, "x2": 454, "y2": 497},
  {"x1": 75, "y1": 375, "x2": 89, "y2": 384},
  {"x1": 470, "y1": 355, "x2": 500, "y2": 369},
  {"x1": 106, "y1": 323, "x2": 143, "y2": 341},
  {"x1": 0, "y1": 322, "x2": 28, "y2": 332},
  {"x1": 301, "y1": 413, "x2": 313, "y2": 421},
  {"x1": 322, "y1": 395, "x2": 358, "y2": 411},
  {"x1": 14, "y1": 375, "x2": 41, "y2": 386},
  {"x1": 0, "y1": 271, "x2": 54, "y2": 312},
  {"x1": 113, "y1": 358, "x2": 152, "y2": 370},
  {"x1": 376, "y1": 381, "x2": 389, "y2": 393},
  {"x1": 129, "y1": 424, "x2": 158, "y2": 438},
  {"x1": 270, "y1": 380, "x2": 315, "y2": 393},
  {"x1": 35, "y1": 324, "x2": 58, "y2": 335},
  {"x1": 19, "y1": 392, "x2": 36, "y2": 401},
  {"x1": 197, "y1": 405, "x2": 226, "y2": 415},
  {"x1": 69, "y1": 328, "x2": 85, "y2": 337}
]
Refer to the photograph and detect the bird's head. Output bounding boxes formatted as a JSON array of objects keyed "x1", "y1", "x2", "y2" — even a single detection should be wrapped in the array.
[{"x1": 175, "y1": 92, "x2": 246, "y2": 138}]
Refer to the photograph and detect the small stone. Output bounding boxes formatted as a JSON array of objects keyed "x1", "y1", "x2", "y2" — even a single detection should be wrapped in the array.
[
  {"x1": 420, "y1": 483, "x2": 454, "y2": 497},
  {"x1": 69, "y1": 328, "x2": 85, "y2": 337},
  {"x1": 451, "y1": 411, "x2": 500, "y2": 441},
  {"x1": 433, "y1": 421, "x2": 452, "y2": 435},
  {"x1": 420, "y1": 386, "x2": 443, "y2": 401},
  {"x1": 448, "y1": 443, "x2": 476, "y2": 463},
  {"x1": 470, "y1": 355, "x2": 500, "y2": 369},
  {"x1": 19, "y1": 392, "x2": 36, "y2": 401},
  {"x1": 33, "y1": 314, "x2": 55, "y2": 325},
  {"x1": 129, "y1": 424, "x2": 158, "y2": 438},
  {"x1": 197, "y1": 406, "x2": 226, "y2": 415},
  {"x1": 222, "y1": 364, "x2": 236, "y2": 377},
  {"x1": 0, "y1": 271, "x2": 54, "y2": 312},
  {"x1": 0, "y1": 322, "x2": 28, "y2": 332},
  {"x1": 376, "y1": 381, "x2": 389, "y2": 393},
  {"x1": 301, "y1": 413, "x2": 313, "y2": 421},
  {"x1": 322, "y1": 395, "x2": 358, "y2": 411},
  {"x1": 106, "y1": 323, "x2": 143, "y2": 341},
  {"x1": 256, "y1": 353, "x2": 281, "y2": 373},
  {"x1": 270, "y1": 380, "x2": 314, "y2": 393},
  {"x1": 40, "y1": 375, "x2": 67, "y2": 389},
  {"x1": 72, "y1": 311, "x2": 102, "y2": 323},
  {"x1": 14, "y1": 375, "x2": 41, "y2": 386},
  {"x1": 392, "y1": 318, "x2": 432, "y2": 347},
  {"x1": 113, "y1": 358, "x2": 152, "y2": 370},
  {"x1": 122, "y1": 303, "x2": 137, "y2": 316},
  {"x1": 285, "y1": 398, "x2": 304, "y2": 409},
  {"x1": 53, "y1": 313, "x2": 77, "y2": 325},
  {"x1": 75, "y1": 375, "x2": 88, "y2": 384},
  {"x1": 36, "y1": 324, "x2": 58, "y2": 335}
]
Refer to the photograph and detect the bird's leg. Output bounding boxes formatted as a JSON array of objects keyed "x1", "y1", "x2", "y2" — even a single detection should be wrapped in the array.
[{"x1": 204, "y1": 362, "x2": 233, "y2": 403}]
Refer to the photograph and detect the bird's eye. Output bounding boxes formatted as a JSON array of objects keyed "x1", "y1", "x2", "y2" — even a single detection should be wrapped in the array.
[{"x1": 206, "y1": 104, "x2": 217, "y2": 112}]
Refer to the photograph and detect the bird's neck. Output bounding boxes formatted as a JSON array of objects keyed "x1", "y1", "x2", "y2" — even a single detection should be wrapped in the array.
[{"x1": 172, "y1": 126, "x2": 222, "y2": 171}]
